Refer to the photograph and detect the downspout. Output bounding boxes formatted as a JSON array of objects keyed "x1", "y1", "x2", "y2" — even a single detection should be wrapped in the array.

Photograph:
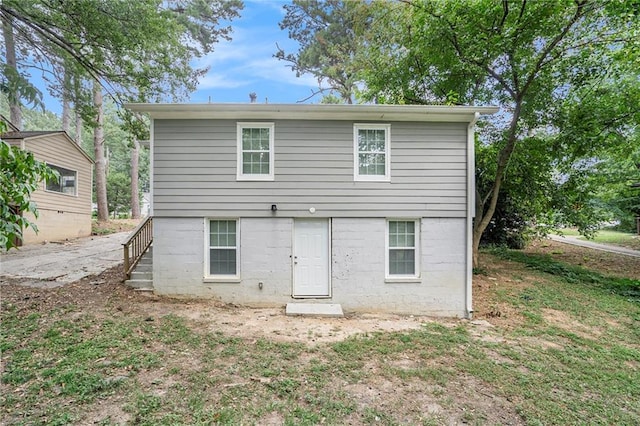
[
  {"x1": 466, "y1": 112, "x2": 480, "y2": 319},
  {"x1": 149, "y1": 118, "x2": 154, "y2": 217}
]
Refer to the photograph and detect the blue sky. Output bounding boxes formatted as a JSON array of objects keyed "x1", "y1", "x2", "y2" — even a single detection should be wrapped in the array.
[{"x1": 190, "y1": 0, "x2": 318, "y2": 104}]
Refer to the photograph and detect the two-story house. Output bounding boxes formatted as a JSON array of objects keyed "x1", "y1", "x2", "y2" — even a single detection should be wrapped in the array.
[{"x1": 125, "y1": 103, "x2": 497, "y2": 317}]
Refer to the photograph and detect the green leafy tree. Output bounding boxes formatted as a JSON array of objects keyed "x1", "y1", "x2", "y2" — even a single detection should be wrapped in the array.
[
  {"x1": 331, "y1": 0, "x2": 637, "y2": 265},
  {"x1": 276, "y1": 0, "x2": 364, "y2": 103},
  {"x1": 106, "y1": 172, "x2": 131, "y2": 219},
  {"x1": 1, "y1": 0, "x2": 242, "y2": 220},
  {"x1": 551, "y1": 66, "x2": 640, "y2": 233},
  {"x1": 1, "y1": 0, "x2": 242, "y2": 108},
  {"x1": 0, "y1": 122, "x2": 55, "y2": 250}
]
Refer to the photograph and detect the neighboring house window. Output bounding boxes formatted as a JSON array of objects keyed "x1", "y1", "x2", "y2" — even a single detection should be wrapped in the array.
[
  {"x1": 237, "y1": 122, "x2": 275, "y2": 181},
  {"x1": 354, "y1": 124, "x2": 391, "y2": 181},
  {"x1": 208, "y1": 219, "x2": 239, "y2": 277},
  {"x1": 386, "y1": 219, "x2": 420, "y2": 278},
  {"x1": 46, "y1": 164, "x2": 77, "y2": 196}
]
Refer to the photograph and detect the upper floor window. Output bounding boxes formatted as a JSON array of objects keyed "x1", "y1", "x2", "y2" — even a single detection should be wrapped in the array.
[
  {"x1": 354, "y1": 123, "x2": 390, "y2": 181},
  {"x1": 237, "y1": 122, "x2": 274, "y2": 181},
  {"x1": 46, "y1": 164, "x2": 77, "y2": 196}
]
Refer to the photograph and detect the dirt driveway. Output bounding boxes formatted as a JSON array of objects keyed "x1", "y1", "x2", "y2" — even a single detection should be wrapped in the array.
[{"x1": 0, "y1": 231, "x2": 129, "y2": 288}]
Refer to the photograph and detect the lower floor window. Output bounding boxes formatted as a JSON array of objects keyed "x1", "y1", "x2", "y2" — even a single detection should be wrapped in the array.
[
  {"x1": 209, "y1": 219, "x2": 238, "y2": 276},
  {"x1": 387, "y1": 219, "x2": 419, "y2": 277}
]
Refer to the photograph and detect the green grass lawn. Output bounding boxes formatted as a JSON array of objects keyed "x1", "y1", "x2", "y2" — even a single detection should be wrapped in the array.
[
  {"x1": 557, "y1": 228, "x2": 640, "y2": 250},
  {"x1": 1, "y1": 251, "x2": 639, "y2": 425}
]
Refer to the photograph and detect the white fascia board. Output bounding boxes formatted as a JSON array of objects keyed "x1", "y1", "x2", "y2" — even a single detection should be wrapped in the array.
[{"x1": 125, "y1": 103, "x2": 499, "y2": 122}]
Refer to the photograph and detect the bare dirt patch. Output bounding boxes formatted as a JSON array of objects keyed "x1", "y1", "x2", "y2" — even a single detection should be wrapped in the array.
[
  {"x1": 0, "y1": 267, "x2": 447, "y2": 346},
  {"x1": 542, "y1": 308, "x2": 604, "y2": 339},
  {"x1": 472, "y1": 257, "x2": 533, "y2": 329},
  {"x1": 92, "y1": 218, "x2": 140, "y2": 235}
]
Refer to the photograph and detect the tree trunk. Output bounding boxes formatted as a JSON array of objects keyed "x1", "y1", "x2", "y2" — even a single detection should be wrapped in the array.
[
  {"x1": 93, "y1": 81, "x2": 109, "y2": 221},
  {"x1": 75, "y1": 113, "x2": 83, "y2": 144},
  {"x1": 61, "y1": 70, "x2": 71, "y2": 134},
  {"x1": 471, "y1": 101, "x2": 523, "y2": 268},
  {"x1": 2, "y1": 15, "x2": 21, "y2": 129},
  {"x1": 130, "y1": 138, "x2": 141, "y2": 219},
  {"x1": 62, "y1": 99, "x2": 71, "y2": 134}
]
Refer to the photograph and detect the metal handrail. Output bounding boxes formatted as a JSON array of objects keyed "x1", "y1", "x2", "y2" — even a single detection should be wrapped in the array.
[{"x1": 123, "y1": 216, "x2": 153, "y2": 279}]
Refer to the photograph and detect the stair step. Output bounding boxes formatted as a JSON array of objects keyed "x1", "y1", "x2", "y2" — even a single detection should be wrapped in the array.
[
  {"x1": 125, "y1": 279, "x2": 154, "y2": 289},
  {"x1": 285, "y1": 303, "x2": 344, "y2": 318},
  {"x1": 134, "y1": 264, "x2": 152, "y2": 272},
  {"x1": 131, "y1": 271, "x2": 152, "y2": 280}
]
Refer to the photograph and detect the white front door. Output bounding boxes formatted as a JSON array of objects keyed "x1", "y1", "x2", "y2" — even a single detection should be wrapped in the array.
[{"x1": 293, "y1": 219, "x2": 330, "y2": 297}]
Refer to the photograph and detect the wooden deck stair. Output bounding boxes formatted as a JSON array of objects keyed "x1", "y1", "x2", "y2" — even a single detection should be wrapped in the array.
[
  {"x1": 124, "y1": 246, "x2": 153, "y2": 290},
  {"x1": 123, "y1": 216, "x2": 153, "y2": 291}
]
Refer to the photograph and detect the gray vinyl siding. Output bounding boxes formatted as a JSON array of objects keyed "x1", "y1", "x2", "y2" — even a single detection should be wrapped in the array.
[{"x1": 153, "y1": 119, "x2": 468, "y2": 218}]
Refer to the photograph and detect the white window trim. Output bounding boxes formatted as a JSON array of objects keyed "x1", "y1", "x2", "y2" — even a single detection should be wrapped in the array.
[
  {"x1": 204, "y1": 218, "x2": 240, "y2": 282},
  {"x1": 44, "y1": 163, "x2": 78, "y2": 197},
  {"x1": 385, "y1": 218, "x2": 421, "y2": 281},
  {"x1": 237, "y1": 122, "x2": 275, "y2": 181},
  {"x1": 353, "y1": 123, "x2": 391, "y2": 182}
]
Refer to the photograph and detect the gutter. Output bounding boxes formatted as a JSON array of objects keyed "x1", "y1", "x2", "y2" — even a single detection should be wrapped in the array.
[
  {"x1": 466, "y1": 112, "x2": 480, "y2": 319},
  {"x1": 125, "y1": 102, "x2": 499, "y2": 122}
]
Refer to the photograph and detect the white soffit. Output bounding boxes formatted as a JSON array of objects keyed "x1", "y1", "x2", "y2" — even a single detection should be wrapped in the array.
[{"x1": 125, "y1": 103, "x2": 499, "y2": 122}]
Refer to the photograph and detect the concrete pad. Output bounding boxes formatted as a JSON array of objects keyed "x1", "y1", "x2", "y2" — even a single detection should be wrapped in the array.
[
  {"x1": 0, "y1": 231, "x2": 130, "y2": 286},
  {"x1": 286, "y1": 303, "x2": 344, "y2": 318}
]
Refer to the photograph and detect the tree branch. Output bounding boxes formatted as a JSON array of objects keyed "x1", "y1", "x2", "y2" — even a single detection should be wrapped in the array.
[{"x1": 521, "y1": 0, "x2": 588, "y2": 95}]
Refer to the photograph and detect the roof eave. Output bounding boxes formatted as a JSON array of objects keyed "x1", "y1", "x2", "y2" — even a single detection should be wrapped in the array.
[
  {"x1": 3, "y1": 131, "x2": 94, "y2": 164},
  {"x1": 125, "y1": 103, "x2": 499, "y2": 122}
]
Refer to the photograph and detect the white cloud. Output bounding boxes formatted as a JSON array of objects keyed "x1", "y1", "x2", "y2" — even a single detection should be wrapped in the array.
[
  {"x1": 245, "y1": 57, "x2": 319, "y2": 87},
  {"x1": 192, "y1": 2, "x2": 319, "y2": 102},
  {"x1": 197, "y1": 72, "x2": 252, "y2": 90},
  {"x1": 195, "y1": 23, "x2": 316, "y2": 92},
  {"x1": 244, "y1": 0, "x2": 287, "y2": 16}
]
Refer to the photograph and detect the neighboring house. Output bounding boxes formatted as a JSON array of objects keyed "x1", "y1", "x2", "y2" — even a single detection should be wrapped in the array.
[
  {"x1": 126, "y1": 103, "x2": 498, "y2": 317},
  {"x1": 2, "y1": 130, "x2": 94, "y2": 245}
]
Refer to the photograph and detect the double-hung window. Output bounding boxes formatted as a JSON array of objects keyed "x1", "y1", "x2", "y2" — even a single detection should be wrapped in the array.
[
  {"x1": 354, "y1": 124, "x2": 390, "y2": 181},
  {"x1": 386, "y1": 220, "x2": 420, "y2": 279},
  {"x1": 208, "y1": 220, "x2": 239, "y2": 278},
  {"x1": 237, "y1": 122, "x2": 274, "y2": 180},
  {"x1": 46, "y1": 164, "x2": 77, "y2": 196}
]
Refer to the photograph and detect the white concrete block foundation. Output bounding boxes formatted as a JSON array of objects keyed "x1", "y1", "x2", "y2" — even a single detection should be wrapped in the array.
[{"x1": 153, "y1": 217, "x2": 468, "y2": 317}]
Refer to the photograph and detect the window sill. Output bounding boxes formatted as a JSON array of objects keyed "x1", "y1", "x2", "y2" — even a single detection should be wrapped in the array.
[
  {"x1": 354, "y1": 177, "x2": 391, "y2": 183},
  {"x1": 236, "y1": 175, "x2": 274, "y2": 181},
  {"x1": 203, "y1": 277, "x2": 241, "y2": 283},
  {"x1": 44, "y1": 189, "x2": 78, "y2": 197},
  {"x1": 385, "y1": 277, "x2": 422, "y2": 284}
]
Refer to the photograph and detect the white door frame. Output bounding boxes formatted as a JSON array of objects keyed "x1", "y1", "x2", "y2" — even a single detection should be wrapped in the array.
[{"x1": 292, "y1": 218, "x2": 331, "y2": 298}]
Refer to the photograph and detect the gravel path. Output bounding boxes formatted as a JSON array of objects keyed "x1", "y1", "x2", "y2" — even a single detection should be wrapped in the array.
[{"x1": 0, "y1": 232, "x2": 130, "y2": 288}]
